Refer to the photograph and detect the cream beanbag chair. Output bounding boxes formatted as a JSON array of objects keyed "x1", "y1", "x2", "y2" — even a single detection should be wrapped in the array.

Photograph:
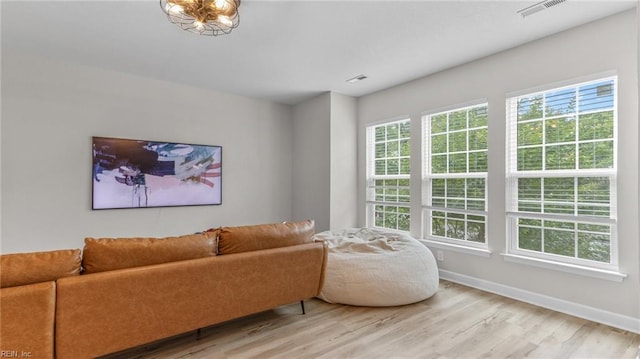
[{"x1": 314, "y1": 228, "x2": 439, "y2": 306}]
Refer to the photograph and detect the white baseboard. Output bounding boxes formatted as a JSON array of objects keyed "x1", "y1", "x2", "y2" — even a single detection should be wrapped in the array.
[{"x1": 439, "y1": 269, "x2": 640, "y2": 334}]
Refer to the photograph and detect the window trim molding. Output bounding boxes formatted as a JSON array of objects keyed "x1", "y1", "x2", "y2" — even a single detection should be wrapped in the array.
[
  {"x1": 504, "y1": 75, "x2": 619, "y2": 270},
  {"x1": 365, "y1": 118, "x2": 412, "y2": 232},
  {"x1": 422, "y1": 102, "x2": 489, "y2": 246},
  {"x1": 366, "y1": 115, "x2": 412, "y2": 128},
  {"x1": 505, "y1": 70, "x2": 618, "y2": 99},
  {"x1": 421, "y1": 98, "x2": 488, "y2": 117}
]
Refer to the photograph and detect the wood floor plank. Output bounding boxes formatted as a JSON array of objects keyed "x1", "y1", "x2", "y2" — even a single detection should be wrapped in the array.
[{"x1": 99, "y1": 280, "x2": 640, "y2": 359}]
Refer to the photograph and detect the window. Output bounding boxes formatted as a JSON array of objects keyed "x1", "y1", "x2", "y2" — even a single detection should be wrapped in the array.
[
  {"x1": 506, "y1": 76, "x2": 617, "y2": 270},
  {"x1": 423, "y1": 103, "x2": 488, "y2": 246},
  {"x1": 366, "y1": 119, "x2": 411, "y2": 231}
]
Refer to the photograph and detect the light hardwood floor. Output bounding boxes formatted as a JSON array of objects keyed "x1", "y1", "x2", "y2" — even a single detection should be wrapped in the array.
[{"x1": 101, "y1": 280, "x2": 640, "y2": 359}]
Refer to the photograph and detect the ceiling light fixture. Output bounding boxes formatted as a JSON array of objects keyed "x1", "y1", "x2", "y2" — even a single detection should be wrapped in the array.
[{"x1": 160, "y1": 0, "x2": 240, "y2": 36}]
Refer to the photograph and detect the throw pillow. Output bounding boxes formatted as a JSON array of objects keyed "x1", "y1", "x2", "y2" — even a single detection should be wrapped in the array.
[
  {"x1": 82, "y1": 231, "x2": 218, "y2": 274},
  {"x1": 1, "y1": 249, "x2": 82, "y2": 288},
  {"x1": 218, "y1": 219, "x2": 315, "y2": 255}
]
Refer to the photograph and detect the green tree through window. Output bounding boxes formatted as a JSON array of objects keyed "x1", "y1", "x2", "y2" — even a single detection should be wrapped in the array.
[
  {"x1": 423, "y1": 103, "x2": 488, "y2": 245},
  {"x1": 507, "y1": 77, "x2": 617, "y2": 268}
]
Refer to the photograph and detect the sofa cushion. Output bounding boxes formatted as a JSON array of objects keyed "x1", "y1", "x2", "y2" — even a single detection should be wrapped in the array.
[
  {"x1": 218, "y1": 220, "x2": 315, "y2": 255},
  {"x1": 82, "y1": 231, "x2": 218, "y2": 274},
  {"x1": 0, "y1": 249, "x2": 82, "y2": 288},
  {"x1": 1, "y1": 281, "x2": 56, "y2": 358}
]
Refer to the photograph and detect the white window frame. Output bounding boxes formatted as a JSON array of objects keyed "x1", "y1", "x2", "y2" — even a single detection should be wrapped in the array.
[
  {"x1": 365, "y1": 118, "x2": 411, "y2": 232},
  {"x1": 505, "y1": 75, "x2": 619, "y2": 271},
  {"x1": 422, "y1": 101, "x2": 489, "y2": 249}
]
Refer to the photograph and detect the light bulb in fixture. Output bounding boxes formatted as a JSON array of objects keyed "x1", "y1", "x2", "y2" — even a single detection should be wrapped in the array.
[
  {"x1": 165, "y1": 3, "x2": 184, "y2": 14},
  {"x1": 214, "y1": 0, "x2": 228, "y2": 10},
  {"x1": 217, "y1": 15, "x2": 233, "y2": 27}
]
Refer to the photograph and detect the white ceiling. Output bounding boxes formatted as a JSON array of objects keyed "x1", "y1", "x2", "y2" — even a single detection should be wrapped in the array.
[{"x1": 1, "y1": 0, "x2": 637, "y2": 105}]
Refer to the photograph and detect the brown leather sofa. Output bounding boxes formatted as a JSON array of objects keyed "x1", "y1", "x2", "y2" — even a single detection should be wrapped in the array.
[
  {"x1": 0, "y1": 220, "x2": 327, "y2": 359},
  {"x1": 0, "y1": 249, "x2": 82, "y2": 358}
]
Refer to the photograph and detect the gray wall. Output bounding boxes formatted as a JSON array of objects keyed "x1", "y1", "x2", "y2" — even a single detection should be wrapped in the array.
[
  {"x1": 1, "y1": 54, "x2": 294, "y2": 253},
  {"x1": 329, "y1": 93, "x2": 358, "y2": 230},
  {"x1": 291, "y1": 92, "x2": 358, "y2": 232},
  {"x1": 358, "y1": 10, "x2": 639, "y2": 323},
  {"x1": 292, "y1": 93, "x2": 331, "y2": 232}
]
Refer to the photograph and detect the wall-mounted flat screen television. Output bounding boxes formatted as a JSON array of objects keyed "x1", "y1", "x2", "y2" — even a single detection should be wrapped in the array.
[{"x1": 92, "y1": 136, "x2": 222, "y2": 209}]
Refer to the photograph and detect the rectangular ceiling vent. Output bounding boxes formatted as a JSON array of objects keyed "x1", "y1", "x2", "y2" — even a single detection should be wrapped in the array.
[
  {"x1": 518, "y1": 0, "x2": 567, "y2": 18},
  {"x1": 346, "y1": 74, "x2": 368, "y2": 84}
]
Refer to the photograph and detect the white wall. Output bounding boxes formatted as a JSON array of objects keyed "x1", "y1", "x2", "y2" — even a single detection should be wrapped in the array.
[
  {"x1": 292, "y1": 93, "x2": 331, "y2": 231},
  {"x1": 292, "y1": 92, "x2": 358, "y2": 232},
  {"x1": 330, "y1": 93, "x2": 358, "y2": 230},
  {"x1": 1, "y1": 54, "x2": 294, "y2": 253},
  {"x1": 358, "y1": 10, "x2": 639, "y2": 324}
]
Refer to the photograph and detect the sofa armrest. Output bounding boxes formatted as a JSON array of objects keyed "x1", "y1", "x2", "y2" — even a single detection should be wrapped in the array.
[
  {"x1": 55, "y1": 241, "x2": 326, "y2": 359},
  {"x1": 0, "y1": 281, "x2": 56, "y2": 359}
]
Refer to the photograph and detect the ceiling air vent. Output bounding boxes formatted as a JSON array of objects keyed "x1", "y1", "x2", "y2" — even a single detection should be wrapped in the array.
[
  {"x1": 518, "y1": 0, "x2": 567, "y2": 18},
  {"x1": 346, "y1": 74, "x2": 368, "y2": 84}
]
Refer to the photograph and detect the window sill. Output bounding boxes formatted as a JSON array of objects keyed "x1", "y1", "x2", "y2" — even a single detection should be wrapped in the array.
[
  {"x1": 420, "y1": 239, "x2": 492, "y2": 258},
  {"x1": 501, "y1": 253, "x2": 627, "y2": 282}
]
